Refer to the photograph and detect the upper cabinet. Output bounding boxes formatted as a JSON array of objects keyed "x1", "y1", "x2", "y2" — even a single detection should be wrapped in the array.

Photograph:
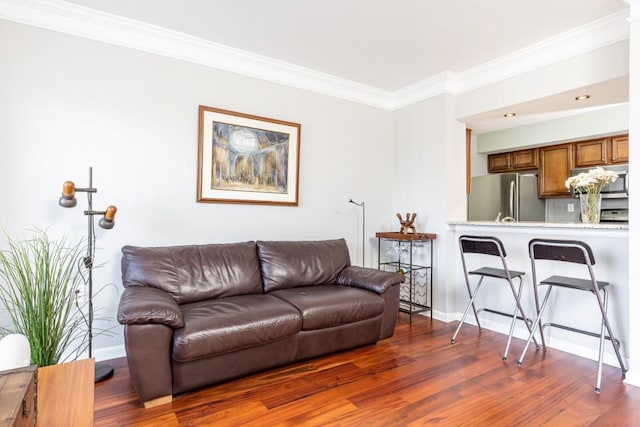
[
  {"x1": 574, "y1": 134, "x2": 628, "y2": 168},
  {"x1": 574, "y1": 138, "x2": 608, "y2": 167},
  {"x1": 538, "y1": 143, "x2": 573, "y2": 198},
  {"x1": 488, "y1": 148, "x2": 538, "y2": 173},
  {"x1": 511, "y1": 148, "x2": 538, "y2": 170},
  {"x1": 486, "y1": 133, "x2": 628, "y2": 198},
  {"x1": 610, "y1": 135, "x2": 628, "y2": 164},
  {"x1": 487, "y1": 152, "x2": 510, "y2": 172}
]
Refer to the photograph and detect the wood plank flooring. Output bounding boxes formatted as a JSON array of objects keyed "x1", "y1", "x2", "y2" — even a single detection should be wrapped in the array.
[{"x1": 94, "y1": 315, "x2": 640, "y2": 426}]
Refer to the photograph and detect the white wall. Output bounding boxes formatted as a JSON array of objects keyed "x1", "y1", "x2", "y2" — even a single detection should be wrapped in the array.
[
  {"x1": 469, "y1": 133, "x2": 487, "y2": 178},
  {"x1": 392, "y1": 94, "x2": 467, "y2": 318},
  {"x1": 0, "y1": 20, "x2": 395, "y2": 357},
  {"x1": 476, "y1": 103, "x2": 629, "y2": 154},
  {"x1": 392, "y1": 96, "x2": 449, "y2": 316},
  {"x1": 456, "y1": 40, "x2": 629, "y2": 121}
]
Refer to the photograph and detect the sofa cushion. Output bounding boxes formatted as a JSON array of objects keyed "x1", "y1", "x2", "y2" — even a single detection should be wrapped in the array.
[
  {"x1": 121, "y1": 242, "x2": 263, "y2": 304},
  {"x1": 257, "y1": 239, "x2": 351, "y2": 292},
  {"x1": 270, "y1": 285, "x2": 384, "y2": 330},
  {"x1": 172, "y1": 294, "x2": 302, "y2": 362}
]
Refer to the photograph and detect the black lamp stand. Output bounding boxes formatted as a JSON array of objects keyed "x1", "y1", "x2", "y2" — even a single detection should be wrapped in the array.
[
  {"x1": 59, "y1": 167, "x2": 116, "y2": 383},
  {"x1": 349, "y1": 199, "x2": 365, "y2": 267}
]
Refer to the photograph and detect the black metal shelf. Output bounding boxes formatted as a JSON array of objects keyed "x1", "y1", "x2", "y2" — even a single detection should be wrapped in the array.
[
  {"x1": 376, "y1": 232, "x2": 436, "y2": 324},
  {"x1": 379, "y1": 261, "x2": 430, "y2": 273},
  {"x1": 399, "y1": 300, "x2": 431, "y2": 314}
]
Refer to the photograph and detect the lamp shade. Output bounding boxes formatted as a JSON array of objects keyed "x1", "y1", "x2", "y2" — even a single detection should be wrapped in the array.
[
  {"x1": 0, "y1": 334, "x2": 31, "y2": 371},
  {"x1": 99, "y1": 205, "x2": 117, "y2": 229},
  {"x1": 59, "y1": 181, "x2": 77, "y2": 208}
]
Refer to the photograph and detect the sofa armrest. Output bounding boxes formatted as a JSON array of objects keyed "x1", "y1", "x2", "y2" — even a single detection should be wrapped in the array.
[
  {"x1": 117, "y1": 286, "x2": 184, "y2": 328},
  {"x1": 336, "y1": 266, "x2": 404, "y2": 295}
]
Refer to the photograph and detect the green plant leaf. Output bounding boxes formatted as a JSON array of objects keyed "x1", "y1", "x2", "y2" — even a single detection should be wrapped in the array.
[{"x1": 0, "y1": 228, "x2": 87, "y2": 367}]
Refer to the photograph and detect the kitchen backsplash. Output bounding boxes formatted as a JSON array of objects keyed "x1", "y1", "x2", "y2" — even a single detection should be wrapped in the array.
[
  {"x1": 545, "y1": 197, "x2": 628, "y2": 223},
  {"x1": 546, "y1": 198, "x2": 580, "y2": 223}
]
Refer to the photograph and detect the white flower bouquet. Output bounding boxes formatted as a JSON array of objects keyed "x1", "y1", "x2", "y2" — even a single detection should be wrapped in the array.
[
  {"x1": 565, "y1": 167, "x2": 618, "y2": 195},
  {"x1": 565, "y1": 167, "x2": 618, "y2": 223}
]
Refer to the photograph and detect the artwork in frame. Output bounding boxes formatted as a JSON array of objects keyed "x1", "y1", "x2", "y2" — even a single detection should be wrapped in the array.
[{"x1": 197, "y1": 106, "x2": 301, "y2": 206}]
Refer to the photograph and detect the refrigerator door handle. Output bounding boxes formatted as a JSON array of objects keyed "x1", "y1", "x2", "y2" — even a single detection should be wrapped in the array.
[{"x1": 509, "y1": 180, "x2": 515, "y2": 219}]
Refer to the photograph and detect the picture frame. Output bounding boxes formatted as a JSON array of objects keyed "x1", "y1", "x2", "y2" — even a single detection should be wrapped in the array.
[{"x1": 197, "y1": 106, "x2": 301, "y2": 206}]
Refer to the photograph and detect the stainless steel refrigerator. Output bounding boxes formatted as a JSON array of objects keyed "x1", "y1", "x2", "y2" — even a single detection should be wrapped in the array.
[{"x1": 468, "y1": 173, "x2": 546, "y2": 222}]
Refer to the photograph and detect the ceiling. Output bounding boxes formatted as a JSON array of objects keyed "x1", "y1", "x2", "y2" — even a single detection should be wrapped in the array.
[
  {"x1": 5, "y1": 0, "x2": 631, "y2": 132},
  {"x1": 62, "y1": 0, "x2": 628, "y2": 92}
]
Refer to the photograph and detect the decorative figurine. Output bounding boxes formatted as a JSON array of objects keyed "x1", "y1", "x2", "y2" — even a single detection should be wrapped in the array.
[{"x1": 396, "y1": 212, "x2": 417, "y2": 234}]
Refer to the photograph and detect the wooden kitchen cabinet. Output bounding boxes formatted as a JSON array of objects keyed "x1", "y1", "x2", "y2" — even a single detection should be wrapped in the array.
[
  {"x1": 511, "y1": 148, "x2": 538, "y2": 170},
  {"x1": 485, "y1": 134, "x2": 627, "y2": 197},
  {"x1": 574, "y1": 134, "x2": 629, "y2": 167},
  {"x1": 575, "y1": 138, "x2": 608, "y2": 167},
  {"x1": 538, "y1": 143, "x2": 573, "y2": 197},
  {"x1": 488, "y1": 148, "x2": 537, "y2": 173},
  {"x1": 610, "y1": 135, "x2": 628, "y2": 164},
  {"x1": 487, "y1": 152, "x2": 511, "y2": 172}
]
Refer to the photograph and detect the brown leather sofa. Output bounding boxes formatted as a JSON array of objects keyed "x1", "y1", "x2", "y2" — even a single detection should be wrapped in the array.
[{"x1": 117, "y1": 238, "x2": 403, "y2": 407}]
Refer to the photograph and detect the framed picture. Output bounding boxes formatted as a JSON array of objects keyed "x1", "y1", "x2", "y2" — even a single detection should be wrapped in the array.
[{"x1": 197, "y1": 106, "x2": 301, "y2": 206}]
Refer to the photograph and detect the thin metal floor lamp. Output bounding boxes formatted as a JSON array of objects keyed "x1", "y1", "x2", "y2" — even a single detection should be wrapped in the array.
[
  {"x1": 349, "y1": 199, "x2": 365, "y2": 267},
  {"x1": 58, "y1": 167, "x2": 117, "y2": 383}
]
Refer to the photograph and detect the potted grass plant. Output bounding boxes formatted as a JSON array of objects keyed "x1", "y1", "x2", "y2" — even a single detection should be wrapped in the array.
[{"x1": 0, "y1": 228, "x2": 86, "y2": 367}]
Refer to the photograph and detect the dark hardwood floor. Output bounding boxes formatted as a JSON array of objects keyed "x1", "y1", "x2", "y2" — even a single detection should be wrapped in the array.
[{"x1": 95, "y1": 315, "x2": 640, "y2": 426}]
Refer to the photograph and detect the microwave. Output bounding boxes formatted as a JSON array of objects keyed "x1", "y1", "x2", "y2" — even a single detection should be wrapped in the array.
[{"x1": 571, "y1": 165, "x2": 629, "y2": 199}]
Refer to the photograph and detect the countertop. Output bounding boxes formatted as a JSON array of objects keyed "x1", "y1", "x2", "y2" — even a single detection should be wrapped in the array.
[
  {"x1": 447, "y1": 221, "x2": 628, "y2": 230},
  {"x1": 447, "y1": 221, "x2": 628, "y2": 238}
]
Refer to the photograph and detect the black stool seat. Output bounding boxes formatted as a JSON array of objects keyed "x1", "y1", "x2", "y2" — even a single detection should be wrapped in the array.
[
  {"x1": 540, "y1": 275, "x2": 609, "y2": 292},
  {"x1": 470, "y1": 267, "x2": 525, "y2": 280}
]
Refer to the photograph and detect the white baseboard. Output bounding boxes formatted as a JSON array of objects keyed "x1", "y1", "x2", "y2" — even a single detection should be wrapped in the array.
[
  {"x1": 93, "y1": 344, "x2": 125, "y2": 362},
  {"x1": 431, "y1": 309, "x2": 458, "y2": 323},
  {"x1": 623, "y1": 369, "x2": 640, "y2": 388}
]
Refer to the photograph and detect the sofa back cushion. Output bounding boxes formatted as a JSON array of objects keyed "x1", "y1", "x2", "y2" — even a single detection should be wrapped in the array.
[
  {"x1": 121, "y1": 242, "x2": 263, "y2": 304},
  {"x1": 257, "y1": 239, "x2": 351, "y2": 292}
]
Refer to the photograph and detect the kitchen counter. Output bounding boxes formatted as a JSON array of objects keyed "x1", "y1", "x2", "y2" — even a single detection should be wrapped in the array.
[
  {"x1": 448, "y1": 220, "x2": 628, "y2": 228},
  {"x1": 448, "y1": 221, "x2": 628, "y2": 236}
]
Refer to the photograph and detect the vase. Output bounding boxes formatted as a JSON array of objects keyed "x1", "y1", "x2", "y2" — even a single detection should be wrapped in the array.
[{"x1": 580, "y1": 193, "x2": 602, "y2": 224}]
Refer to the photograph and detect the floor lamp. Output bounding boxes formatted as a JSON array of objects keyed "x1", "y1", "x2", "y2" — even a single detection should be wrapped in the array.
[
  {"x1": 349, "y1": 199, "x2": 365, "y2": 267},
  {"x1": 58, "y1": 167, "x2": 117, "y2": 383}
]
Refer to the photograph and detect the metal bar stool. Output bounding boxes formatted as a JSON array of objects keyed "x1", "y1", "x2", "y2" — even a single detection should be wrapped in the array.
[
  {"x1": 451, "y1": 235, "x2": 539, "y2": 361},
  {"x1": 516, "y1": 238, "x2": 627, "y2": 393}
]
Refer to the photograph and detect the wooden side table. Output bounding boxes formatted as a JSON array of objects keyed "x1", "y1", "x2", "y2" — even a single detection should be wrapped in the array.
[
  {"x1": 0, "y1": 365, "x2": 37, "y2": 427},
  {"x1": 37, "y1": 358, "x2": 94, "y2": 427},
  {"x1": 376, "y1": 232, "x2": 437, "y2": 323}
]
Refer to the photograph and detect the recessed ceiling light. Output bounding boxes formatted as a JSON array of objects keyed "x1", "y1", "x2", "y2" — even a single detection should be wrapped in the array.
[
  {"x1": 575, "y1": 94, "x2": 590, "y2": 101},
  {"x1": 504, "y1": 112, "x2": 516, "y2": 118}
]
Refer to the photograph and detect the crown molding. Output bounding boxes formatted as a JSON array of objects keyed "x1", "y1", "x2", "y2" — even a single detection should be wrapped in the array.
[
  {"x1": 454, "y1": 10, "x2": 630, "y2": 95},
  {"x1": 390, "y1": 72, "x2": 458, "y2": 110},
  {"x1": 0, "y1": 0, "x2": 631, "y2": 111},
  {"x1": 626, "y1": 0, "x2": 640, "y2": 22},
  {"x1": 392, "y1": 9, "x2": 630, "y2": 109},
  {"x1": 0, "y1": 0, "x2": 395, "y2": 109}
]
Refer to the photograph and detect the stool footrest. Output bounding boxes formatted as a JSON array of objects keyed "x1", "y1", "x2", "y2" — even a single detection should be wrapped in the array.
[
  {"x1": 478, "y1": 308, "x2": 533, "y2": 325},
  {"x1": 543, "y1": 322, "x2": 622, "y2": 352}
]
